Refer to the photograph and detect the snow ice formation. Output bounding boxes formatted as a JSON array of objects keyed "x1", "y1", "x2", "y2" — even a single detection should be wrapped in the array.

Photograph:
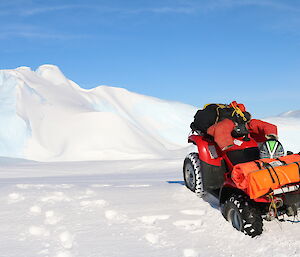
[
  {"x1": 0, "y1": 65, "x2": 197, "y2": 161},
  {"x1": 0, "y1": 64, "x2": 299, "y2": 161}
]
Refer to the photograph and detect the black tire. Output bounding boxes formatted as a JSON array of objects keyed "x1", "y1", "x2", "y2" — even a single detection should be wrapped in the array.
[
  {"x1": 183, "y1": 153, "x2": 206, "y2": 197},
  {"x1": 223, "y1": 194, "x2": 263, "y2": 237}
]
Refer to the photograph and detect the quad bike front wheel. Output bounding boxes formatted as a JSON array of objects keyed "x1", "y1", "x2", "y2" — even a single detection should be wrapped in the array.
[
  {"x1": 223, "y1": 194, "x2": 263, "y2": 237},
  {"x1": 183, "y1": 153, "x2": 206, "y2": 197}
]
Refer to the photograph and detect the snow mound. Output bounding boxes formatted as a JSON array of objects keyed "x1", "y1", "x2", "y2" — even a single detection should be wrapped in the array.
[
  {"x1": 0, "y1": 65, "x2": 197, "y2": 161},
  {"x1": 278, "y1": 110, "x2": 300, "y2": 118},
  {"x1": 1, "y1": 64, "x2": 299, "y2": 161},
  {"x1": 266, "y1": 111, "x2": 300, "y2": 153}
]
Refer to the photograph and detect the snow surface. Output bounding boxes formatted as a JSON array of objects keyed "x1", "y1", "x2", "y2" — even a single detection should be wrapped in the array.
[
  {"x1": 1, "y1": 65, "x2": 300, "y2": 256},
  {"x1": 1, "y1": 158, "x2": 299, "y2": 257}
]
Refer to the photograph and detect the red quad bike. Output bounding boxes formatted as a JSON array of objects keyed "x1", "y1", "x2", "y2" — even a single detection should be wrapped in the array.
[{"x1": 183, "y1": 128, "x2": 300, "y2": 237}]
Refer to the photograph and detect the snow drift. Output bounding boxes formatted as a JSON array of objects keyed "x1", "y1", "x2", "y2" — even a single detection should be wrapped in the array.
[{"x1": 0, "y1": 65, "x2": 197, "y2": 161}]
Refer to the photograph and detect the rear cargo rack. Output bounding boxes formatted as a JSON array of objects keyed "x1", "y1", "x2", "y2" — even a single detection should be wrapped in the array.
[{"x1": 273, "y1": 184, "x2": 300, "y2": 195}]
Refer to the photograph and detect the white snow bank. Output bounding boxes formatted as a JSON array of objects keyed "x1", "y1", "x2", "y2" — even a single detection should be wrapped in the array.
[
  {"x1": 0, "y1": 65, "x2": 197, "y2": 161},
  {"x1": 278, "y1": 110, "x2": 300, "y2": 118},
  {"x1": 264, "y1": 109, "x2": 300, "y2": 153},
  {"x1": 1, "y1": 64, "x2": 299, "y2": 161},
  {"x1": 267, "y1": 115, "x2": 300, "y2": 153}
]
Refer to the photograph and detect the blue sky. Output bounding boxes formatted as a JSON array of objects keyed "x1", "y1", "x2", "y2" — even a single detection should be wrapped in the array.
[{"x1": 1, "y1": 0, "x2": 300, "y2": 117}]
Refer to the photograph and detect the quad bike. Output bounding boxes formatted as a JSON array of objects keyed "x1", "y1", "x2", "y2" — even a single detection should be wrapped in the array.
[{"x1": 183, "y1": 128, "x2": 300, "y2": 237}]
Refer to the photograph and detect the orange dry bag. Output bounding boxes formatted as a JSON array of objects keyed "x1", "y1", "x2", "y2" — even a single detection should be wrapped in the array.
[{"x1": 232, "y1": 154, "x2": 300, "y2": 199}]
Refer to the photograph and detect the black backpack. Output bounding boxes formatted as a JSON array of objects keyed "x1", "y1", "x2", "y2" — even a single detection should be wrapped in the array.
[{"x1": 190, "y1": 103, "x2": 251, "y2": 133}]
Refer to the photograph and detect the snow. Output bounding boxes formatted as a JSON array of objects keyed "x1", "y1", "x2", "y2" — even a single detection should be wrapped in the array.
[
  {"x1": 0, "y1": 65, "x2": 300, "y2": 256},
  {"x1": 0, "y1": 158, "x2": 299, "y2": 257},
  {"x1": 267, "y1": 115, "x2": 300, "y2": 154},
  {"x1": 0, "y1": 71, "x2": 29, "y2": 157},
  {"x1": 0, "y1": 65, "x2": 196, "y2": 161}
]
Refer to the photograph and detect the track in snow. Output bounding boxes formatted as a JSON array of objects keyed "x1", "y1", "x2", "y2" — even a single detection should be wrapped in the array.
[{"x1": 0, "y1": 158, "x2": 299, "y2": 257}]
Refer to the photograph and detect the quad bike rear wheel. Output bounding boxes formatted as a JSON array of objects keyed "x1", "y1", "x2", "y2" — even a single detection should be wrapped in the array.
[
  {"x1": 223, "y1": 194, "x2": 263, "y2": 237},
  {"x1": 183, "y1": 153, "x2": 206, "y2": 197}
]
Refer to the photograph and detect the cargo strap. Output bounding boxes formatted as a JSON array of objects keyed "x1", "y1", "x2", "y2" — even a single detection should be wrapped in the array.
[
  {"x1": 215, "y1": 104, "x2": 229, "y2": 124},
  {"x1": 231, "y1": 102, "x2": 248, "y2": 122},
  {"x1": 254, "y1": 161, "x2": 262, "y2": 170},
  {"x1": 255, "y1": 161, "x2": 276, "y2": 183},
  {"x1": 202, "y1": 103, "x2": 227, "y2": 110},
  {"x1": 268, "y1": 194, "x2": 278, "y2": 218},
  {"x1": 276, "y1": 158, "x2": 286, "y2": 165},
  {"x1": 264, "y1": 162, "x2": 281, "y2": 186},
  {"x1": 263, "y1": 163, "x2": 276, "y2": 184}
]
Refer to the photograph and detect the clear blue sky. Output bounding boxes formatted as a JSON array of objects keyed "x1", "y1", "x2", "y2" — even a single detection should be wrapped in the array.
[{"x1": 1, "y1": 0, "x2": 300, "y2": 118}]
